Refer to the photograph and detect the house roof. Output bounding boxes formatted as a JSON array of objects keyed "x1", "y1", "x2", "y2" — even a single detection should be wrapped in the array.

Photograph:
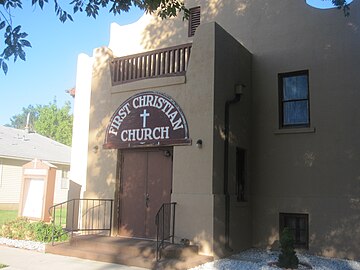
[{"x1": 0, "y1": 125, "x2": 71, "y2": 165}]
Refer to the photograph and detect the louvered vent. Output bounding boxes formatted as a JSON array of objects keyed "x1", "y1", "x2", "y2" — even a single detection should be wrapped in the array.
[{"x1": 188, "y1": 6, "x2": 200, "y2": 37}]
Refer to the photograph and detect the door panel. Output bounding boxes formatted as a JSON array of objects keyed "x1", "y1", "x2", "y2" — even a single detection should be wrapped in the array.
[
  {"x1": 145, "y1": 150, "x2": 172, "y2": 238},
  {"x1": 118, "y1": 149, "x2": 172, "y2": 239},
  {"x1": 119, "y1": 151, "x2": 147, "y2": 238}
]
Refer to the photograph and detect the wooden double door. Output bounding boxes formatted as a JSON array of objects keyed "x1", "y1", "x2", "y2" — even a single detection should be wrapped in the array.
[{"x1": 117, "y1": 148, "x2": 172, "y2": 239}]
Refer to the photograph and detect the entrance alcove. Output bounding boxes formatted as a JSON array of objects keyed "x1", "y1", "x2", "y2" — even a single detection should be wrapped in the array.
[{"x1": 19, "y1": 159, "x2": 56, "y2": 222}]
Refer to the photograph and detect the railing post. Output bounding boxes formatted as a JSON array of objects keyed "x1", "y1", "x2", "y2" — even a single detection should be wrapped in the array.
[
  {"x1": 110, "y1": 200, "x2": 113, "y2": 236},
  {"x1": 172, "y1": 203, "x2": 176, "y2": 244},
  {"x1": 72, "y1": 200, "x2": 75, "y2": 239}
]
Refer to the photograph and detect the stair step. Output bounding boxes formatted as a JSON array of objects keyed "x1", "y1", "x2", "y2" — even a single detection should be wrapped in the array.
[
  {"x1": 161, "y1": 244, "x2": 199, "y2": 259},
  {"x1": 69, "y1": 235, "x2": 156, "y2": 257},
  {"x1": 45, "y1": 236, "x2": 213, "y2": 270},
  {"x1": 46, "y1": 242, "x2": 156, "y2": 268}
]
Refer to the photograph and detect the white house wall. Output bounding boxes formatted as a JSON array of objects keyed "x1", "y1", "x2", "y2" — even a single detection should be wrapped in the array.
[
  {"x1": 0, "y1": 157, "x2": 70, "y2": 209},
  {"x1": 0, "y1": 159, "x2": 23, "y2": 207}
]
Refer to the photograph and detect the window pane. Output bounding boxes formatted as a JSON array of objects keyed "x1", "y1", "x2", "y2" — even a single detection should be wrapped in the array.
[
  {"x1": 283, "y1": 75, "x2": 308, "y2": 101},
  {"x1": 283, "y1": 101, "x2": 309, "y2": 125},
  {"x1": 299, "y1": 230, "x2": 307, "y2": 244}
]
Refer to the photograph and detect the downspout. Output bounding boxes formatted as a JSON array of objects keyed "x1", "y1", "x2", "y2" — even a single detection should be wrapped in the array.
[{"x1": 224, "y1": 84, "x2": 244, "y2": 251}]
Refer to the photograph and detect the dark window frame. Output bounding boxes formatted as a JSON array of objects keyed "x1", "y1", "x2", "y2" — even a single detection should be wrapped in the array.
[
  {"x1": 278, "y1": 70, "x2": 310, "y2": 129},
  {"x1": 279, "y1": 213, "x2": 309, "y2": 249},
  {"x1": 236, "y1": 147, "x2": 247, "y2": 202},
  {"x1": 188, "y1": 6, "x2": 201, "y2": 37}
]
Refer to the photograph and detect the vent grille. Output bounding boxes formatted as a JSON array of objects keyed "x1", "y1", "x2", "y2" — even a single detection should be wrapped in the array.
[{"x1": 188, "y1": 6, "x2": 200, "y2": 37}]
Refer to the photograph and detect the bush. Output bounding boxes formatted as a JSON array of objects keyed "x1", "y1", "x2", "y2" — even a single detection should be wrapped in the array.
[
  {"x1": 278, "y1": 227, "x2": 299, "y2": 269},
  {"x1": 0, "y1": 217, "x2": 68, "y2": 243}
]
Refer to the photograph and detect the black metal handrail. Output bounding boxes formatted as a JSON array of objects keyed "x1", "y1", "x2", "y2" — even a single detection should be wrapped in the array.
[
  {"x1": 48, "y1": 198, "x2": 113, "y2": 245},
  {"x1": 155, "y1": 202, "x2": 177, "y2": 261}
]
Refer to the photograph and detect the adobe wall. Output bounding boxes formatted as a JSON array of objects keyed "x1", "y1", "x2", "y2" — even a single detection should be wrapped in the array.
[
  {"x1": 77, "y1": 0, "x2": 360, "y2": 259},
  {"x1": 85, "y1": 21, "x2": 217, "y2": 256},
  {"x1": 212, "y1": 23, "x2": 252, "y2": 257}
]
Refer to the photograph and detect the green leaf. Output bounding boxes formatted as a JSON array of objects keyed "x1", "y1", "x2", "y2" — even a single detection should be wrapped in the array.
[
  {"x1": 0, "y1": 21, "x2": 5, "y2": 30},
  {"x1": 19, "y1": 32, "x2": 28, "y2": 38},
  {"x1": 67, "y1": 14, "x2": 73, "y2": 21},
  {"x1": 19, "y1": 49, "x2": 26, "y2": 61},
  {"x1": 20, "y1": 39, "x2": 32, "y2": 47},
  {"x1": 13, "y1": 25, "x2": 21, "y2": 33},
  {"x1": 2, "y1": 61, "x2": 8, "y2": 75}
]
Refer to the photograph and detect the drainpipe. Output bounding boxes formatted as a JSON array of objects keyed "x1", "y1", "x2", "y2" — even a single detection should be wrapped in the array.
[{"x1": 224, "y1": 84, "x2": 244, "y2": 251}]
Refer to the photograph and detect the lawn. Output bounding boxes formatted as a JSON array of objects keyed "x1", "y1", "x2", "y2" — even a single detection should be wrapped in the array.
[
  {"x1": 0, "y1": 208, "x2": 67, "y2": 227},
  {"x1": 0, "y1": 210, "x2": 18, "y2": 226}
]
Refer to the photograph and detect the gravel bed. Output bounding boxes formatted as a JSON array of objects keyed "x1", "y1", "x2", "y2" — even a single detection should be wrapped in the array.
[
  {"x1": 190, "y1": 249, "x2": 360, "y2": 270},
  {"x1": 0, "y1": 237, "x2": 45, "y2": 252}
]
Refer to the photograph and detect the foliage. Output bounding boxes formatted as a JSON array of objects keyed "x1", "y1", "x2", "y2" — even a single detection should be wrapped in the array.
[
  {"x1": 332, "y1": 0, "x2": 351, "y2": 16},
  {"x1": 0, "y1": 0, "x2": 353, "y2": 75},
  {"x1": 6, "y1": 104, "x2": 40, "y2": 130},
  {"x1": 0, "y1": 217, "x2": 69, "y2": 242},
  {"x1": 6, "y1": 99, "x2": 73, "y2": 146},
  {"x1": 34, "y1": 100, "x2": 73, "y2": 146},
  {"x1": 0, "y1": 264, "x2": 8, "y2": 269},
  {"x1": 0, "y1": 0, "x2": 188, "y2": 74},
  {"x1": 0, "y1": 210, "x2": 17, "y2": 226},
  {"x1": 278, "y1": 227, "x2": 299, "y2": 269}
]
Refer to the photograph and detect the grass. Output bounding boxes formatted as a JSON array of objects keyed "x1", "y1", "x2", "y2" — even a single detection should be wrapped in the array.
[
  {"x1": 0, "y1": 208, "x2": 67, "y2": 227},
  {"x1": 53, "y1": 208, "x2": 67, "y2": 226},
  {"x1": 0, "y1": 210, "x2": 18, "y2": 227}
]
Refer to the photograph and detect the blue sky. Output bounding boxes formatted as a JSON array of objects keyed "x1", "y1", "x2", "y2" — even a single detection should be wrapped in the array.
[
  {"x1": 307, "y1": 0, "x2": 353, "y2": 8},
  {"x1": 0, "y1": 3, "x2": 143, "y2": 125},
  {"x1": 0, "y1": 0, "x2": 352, "y2": 126}
]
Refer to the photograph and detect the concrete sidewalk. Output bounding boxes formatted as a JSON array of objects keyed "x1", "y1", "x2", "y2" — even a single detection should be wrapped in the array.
[{"x1": 0, "y1": 245, "x2": 148, "y2": 270}]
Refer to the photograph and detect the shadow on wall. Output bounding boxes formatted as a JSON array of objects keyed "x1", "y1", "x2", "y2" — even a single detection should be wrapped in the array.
[
  {"x1": 84, "y1": 0, "x2": 360, "y2": 259},
  {"x1": 140, "y1": 0, "x2": 359, "y2": 55},
  {"x1": 261, "y1": 192, "x2": 360, "y2": 260},
  {"x1": 140, "y1": 0, "x2": 253, "y2": 51}
]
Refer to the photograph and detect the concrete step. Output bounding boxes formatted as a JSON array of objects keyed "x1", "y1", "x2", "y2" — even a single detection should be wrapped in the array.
[
  {"x1": 46, "y1": 242, "x2": 155, "y2": 268},
  {"x1": 69, "y1": 235, "x2": 157, "y2": 258},
  {"x1": 46, "y1": 235, "x2": 213, "y2": 270}
]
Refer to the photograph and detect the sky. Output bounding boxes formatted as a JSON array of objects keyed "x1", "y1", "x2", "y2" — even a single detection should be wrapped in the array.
[
  {"x1": 0, "y1": 0, "x2": 352, "y2": 126},
  {"x1": 0, "y1": 2, "x2": 144, "y2": 125}
]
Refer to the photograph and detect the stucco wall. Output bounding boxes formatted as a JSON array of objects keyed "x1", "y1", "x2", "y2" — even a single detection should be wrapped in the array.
[
  {"x1": 85, "y1": 21, "x2": 217, "y2": 255},
  {"x1": 76, "y1": 0, "x2": 360, "y2": 260},
  {"x1": 212, "y1": 23, "x2": 252, "y2": 257}
]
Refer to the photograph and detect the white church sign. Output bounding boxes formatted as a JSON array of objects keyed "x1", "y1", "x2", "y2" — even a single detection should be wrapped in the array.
[{"x1": 104, "y1": 91, "x2": 191, "y2": 149}]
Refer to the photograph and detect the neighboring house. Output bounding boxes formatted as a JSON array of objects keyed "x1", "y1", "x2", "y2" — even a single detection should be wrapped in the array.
[
  {"x1": 70, "y1": 0, "x2": 360, "y2": 261},
  {"x1": 0, "y1": 125, "x2": 71, "y2": 210}
]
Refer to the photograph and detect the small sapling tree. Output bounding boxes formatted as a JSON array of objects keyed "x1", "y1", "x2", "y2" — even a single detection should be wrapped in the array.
[{"x1": 278, "y1": 227, "x2": 299, "y2": 269}]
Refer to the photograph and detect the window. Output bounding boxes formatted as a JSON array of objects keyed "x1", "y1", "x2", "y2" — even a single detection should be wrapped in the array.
[
  {"x1": 61, "y1": 170, "x2": 69, "y2": 189},
  {"x1": 188, "y1": 6, "x2": 200, "y2": 37},
  {"x1": 279, "y1": 70, "x2": 310, "y2": 128},
  {"x1": 236, "y1": 148, "x2": 246, "y2": 202},
  {"x1": 279, "y1": 213, "x2": 309, "y2": 249}
]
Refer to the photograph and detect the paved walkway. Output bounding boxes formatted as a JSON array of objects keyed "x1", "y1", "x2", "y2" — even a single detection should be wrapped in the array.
[{"x1": 0, "y1": 245, "x2": 148, "y2": 270}]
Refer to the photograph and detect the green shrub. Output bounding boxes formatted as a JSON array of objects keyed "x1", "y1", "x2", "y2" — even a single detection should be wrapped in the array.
[
  {"x1": 0, "y1": 217, "x2": 68, "y2": 243},
  {"x1": 278, "y1": 227, "x2": 299, "y2": 269}
]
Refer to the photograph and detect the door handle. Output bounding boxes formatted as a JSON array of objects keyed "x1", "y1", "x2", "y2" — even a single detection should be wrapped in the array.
[{"x1": 145, "y1": 193, "x2": 150, "y2": 207}]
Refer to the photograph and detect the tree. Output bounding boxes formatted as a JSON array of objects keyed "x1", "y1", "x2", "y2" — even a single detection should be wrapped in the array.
[
  {"x1": 0, "y1": 0, "x2": 351, "y2": 75},
  {"x1": 277, "y1": 228, "x2": 299, "y2": 269},
  {"x1": 34, "y1": 100, "x2": 73, "y2": 146},
  {"x1": 6, "y1": 104, "x2": 41, "y2": 129},
  {"x1": 7, "y1": 100, "x2": 73, "y2": 146},
  {"x1": 0, "y1": 0, "x2": 188, "y2": 75}
]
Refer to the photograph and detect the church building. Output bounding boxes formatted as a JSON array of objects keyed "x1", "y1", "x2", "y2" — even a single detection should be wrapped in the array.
[{"x1": 70, "y1": 0, "x2": 360, "y2": 260}]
